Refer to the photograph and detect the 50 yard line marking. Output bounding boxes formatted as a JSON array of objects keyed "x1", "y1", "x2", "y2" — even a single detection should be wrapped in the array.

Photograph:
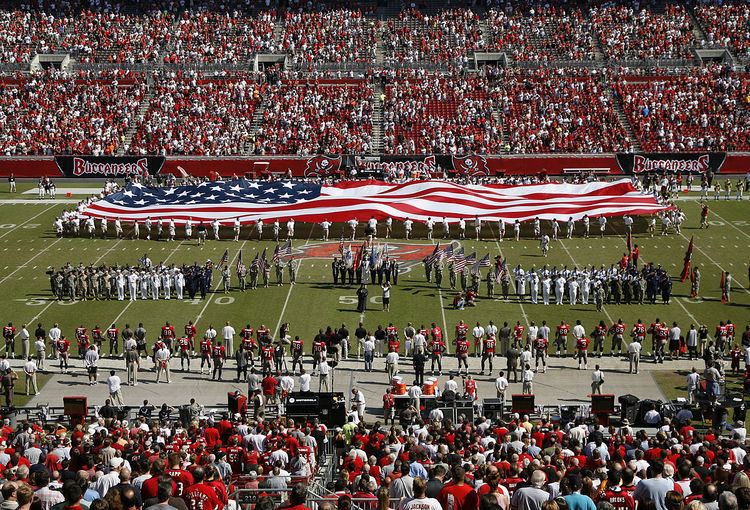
[{"x1": 0, "y1": 204, "x2": 58, "y2": 241}]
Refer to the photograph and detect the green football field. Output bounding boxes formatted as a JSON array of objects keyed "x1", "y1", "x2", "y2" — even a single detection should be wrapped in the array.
[{"x1": 0, "y1": 181, "x2": 748, "y2": 402}]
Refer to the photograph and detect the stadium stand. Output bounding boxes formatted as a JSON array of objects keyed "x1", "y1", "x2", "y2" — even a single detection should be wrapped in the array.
[
  {"x1": 0, "y1": 70, "x2": 146, "y2": 155},
  {"x1": 615, "y1": 66, "x2": 750, "y2": 152},
  {"x1": 252, "y1": 80, "x2": 373, "y2": 155},
  {"x1": 0, "y1": 2, "x2": 747, "y2": 156}
]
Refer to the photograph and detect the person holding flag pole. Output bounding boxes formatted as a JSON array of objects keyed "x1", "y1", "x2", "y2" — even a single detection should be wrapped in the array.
[{"x1": 236, "y1": 250, "x2": 246, "y2": 291}]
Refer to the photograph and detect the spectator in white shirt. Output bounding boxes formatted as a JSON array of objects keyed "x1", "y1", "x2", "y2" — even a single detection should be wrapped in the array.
[
  {"x1": 222, "y1": 321, "x2": 236, "y2": 357},
  {"x1": 107, "y1": 370, "x2": 124, "y2": 406}
]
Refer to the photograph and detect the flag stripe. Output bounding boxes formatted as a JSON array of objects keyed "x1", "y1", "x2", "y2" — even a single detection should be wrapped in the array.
[{"x1": 82, "y1": 179, "x2": 669, "y2": 224}]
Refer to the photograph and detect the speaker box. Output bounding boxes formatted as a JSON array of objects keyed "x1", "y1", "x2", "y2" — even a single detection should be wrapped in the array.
[
  {"x1": 591, "y1": 394, "x2": 615, "y2": 414},
  {"x1": 512, "y1": 394, "x2": 535, "y2": 414},
  {"x1": 63, "y1": 396, "x2": 88, "y2": 416},
  {"x1": 619, "y1": 394, "x2": 640, "y2": 423},
  {"x1": 483, "y1": 398, "x2": 505, "y2": 420}
]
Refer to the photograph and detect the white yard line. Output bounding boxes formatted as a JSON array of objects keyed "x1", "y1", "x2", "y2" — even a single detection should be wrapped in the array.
[
  {"x1": 0, "y1": 199, "x2": 79, "y2": 204},
  {"x1": 608, "y1": 225, "x2": 701, "y2": 325},
  {"x1": 676, "y1": 230, "x2": 749, "y2": 295},
  {"x1": 0, "y1": 204, "x2": 58, "y2": 241},
  {"x1": 707, "y1": 209, "x2": 750, "y2": 241},
  {"x1": 0, "y1": 237, "x2": 65, "y2": 287},
  {"x1": 431, "y1": 238, "x2": 450, "y2": 354},
  {"x1": 486, "y1": 225, "x2": 529, "y2": 325},
  {"x1": 273, "y1": 228, "x2": 317, "y2": 337}
]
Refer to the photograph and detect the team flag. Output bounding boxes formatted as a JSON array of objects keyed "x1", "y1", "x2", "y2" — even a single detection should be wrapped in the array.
[
  {"x1": 219, "y1": 249, "x2": 229, "y2": 267},
  {"x1": 626, "y1": 231, "x2": 633, "y2": 262},
  {"x1": 281, "y1": 239, "x2": 292, "y2": 257},
  {"x1": 679, "y1": 236, "x2": 694, "y2": 282},
  {"x1": 720, "y1": 271, "x2": 728, "y2": 303},
  {"x1": 82, "y1": 179, "x2": 669, "y2": 224}
]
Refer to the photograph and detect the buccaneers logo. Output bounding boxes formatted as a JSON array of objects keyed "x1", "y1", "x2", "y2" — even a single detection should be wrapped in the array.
[
  {"x1": 452, "y1": 155, "x2": 490, "y2": 177},
  {"x1": 304, "y1": 155, "x2": 342, "y2": 178}
]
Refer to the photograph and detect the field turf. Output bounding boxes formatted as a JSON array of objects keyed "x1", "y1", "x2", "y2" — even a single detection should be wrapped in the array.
[{"x1": 0, "y1": 181, "x2": 748, "y2": 400}]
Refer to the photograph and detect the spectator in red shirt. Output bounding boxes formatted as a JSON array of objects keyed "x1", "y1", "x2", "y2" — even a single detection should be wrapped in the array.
[
  {"x1": 439, "y1": 465, "x2": 479, "y2": 510},
  {"x1": 279, "y1": 483, "x2": 313, "y2": 510}
]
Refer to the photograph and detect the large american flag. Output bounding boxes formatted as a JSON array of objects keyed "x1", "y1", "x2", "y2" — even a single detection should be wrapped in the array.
[{"x1": 81, "y1": 179, "x2": 668, "y2": 224}]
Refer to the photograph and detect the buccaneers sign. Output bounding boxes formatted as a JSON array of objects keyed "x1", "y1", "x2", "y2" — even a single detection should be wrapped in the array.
[
  {"x1": 55, "y1": 156, "x2": 165, "y2": 178},
  {"x1": 616, "y1": 153, "x2": 726, "y2": 174}
]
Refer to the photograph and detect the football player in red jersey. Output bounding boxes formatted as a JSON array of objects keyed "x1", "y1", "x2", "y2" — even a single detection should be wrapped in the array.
[
  {"x1": 513, "y1": 321, "x2": 525, "y2": 346},
  {"x1": 555, "y1": 321, "x2": 570, "y2": 357},
  {"x1": 91, "y1": 325, "x2": 103, "y2": 350},
  {"x1": 57, "y1": 336, "x2": 71, "y2": 373},
  {"x1": 260, "y1": 343, "x2": 274, "y2": 376},
  {"x1": 430, "y1": 336, "x2": 446, "y2": 375},
  {"x1": 2, "y1": 322, "x2": 16, "y2": 358},
  {"x1": 576, "y1": 336, "x2": 590, "y2": 370},
  {"x1": 161, "y1": 321, "x2": 176, "y2": 350},
  {"x1": 648, "y1": 318, "x2": 662, "y2": 359},
  {"x1": 291, "y1": 336, "x2": 304, "y2": 375},
  {"x1": 106, "y1": 323, "x2": 119, "y2": 357},
  {"x1": 211, "y1": 341, "x2": 226, "y2": 381},
  {"x1": 76, "y1": 332, "x2": 89, "y2": 359},
  {"x1": 455, "y1": 336, "x2": 469, "y2": 375},
  {"x1": 184, "y1": 321, "x2": 197, "y2": 353},
  {"x1": 716, "y1": 321, "x2": 729, "y2": 355},
  {"x1": 609, "y1": 319, "x2": 627, "y2": 356},
  {"x1": 225, "y1": 437, "x2": 246, "y2": 475},
  {"x1": 177, "y1": 336, "x2": 192, "y2": 372},
  {"x1": 199, "y1": 336, "x2": 213, "y2": 374},
  {"x1": 631, "y1": 319, "x2": 646, "y2": 349},
  {"x1": 240, "y1": 324, "x2": 255, "y2": 366},
  {"x1": 480, "y1": 334, "x2": 496, "y2": 375},
  {"x1": 533, "y1": 333, "x2": 548, "y2": 373},
  {"x1": 430, "y1": 322, "x2": 443, "y2": 343},
  {"x1": 591, "y1": 320, "x2": 607, "y2": 357}
]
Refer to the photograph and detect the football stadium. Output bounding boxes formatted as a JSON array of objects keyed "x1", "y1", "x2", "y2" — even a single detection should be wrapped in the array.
[{"x1": 0, "y1": 1, "x2": 747, "y2": 509}]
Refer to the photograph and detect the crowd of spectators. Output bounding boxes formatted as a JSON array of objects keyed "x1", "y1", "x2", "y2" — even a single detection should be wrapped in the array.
[
  {"x1": 487, "y1": 7, "x2": 596, "y2": 62},
  {"x1": 253, "y1": 81, "x2": 373, "y2": 155},
  {"x1": 590, "y1": 5, "x2": 697, "y2": 61},
  {"x1": 164, "y1": 10, "x2": 277, "y2": 65},
  {"x1": 127, "y1": 72, "x2": 265, "y2": 156},
  {"x1": 615, "y1": 66, "x2": 750, "y2": 152},
  {"x1": 0, "y1": 8, "x2": 64, "y2": 63},
  {"x1": 696, "y1": 2, "x2": 750, "y2": 58},
  {"x1": 0, "y1": 69, "x2": 146, "y2": 156},
  {"x1": 383, "y1": 75, "x2": 501, "y2": 155},
  {"x1": 382, "y1": 8, "x2": 484, "y2": 65},
  {"x1": 494, "y1": 69, "x2": 631, "y2": 154},
  {"x1": 282, "y1": 9, "x2": 378, "y2": 67}
]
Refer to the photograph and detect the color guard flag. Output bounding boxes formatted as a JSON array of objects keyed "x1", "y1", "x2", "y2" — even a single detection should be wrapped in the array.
[
  {"x1": 679, "y1": 236, "x2": 693, "y2": 283},
  {"x1": 219, "y1": 249, "x2": 229, "y2": 267}
]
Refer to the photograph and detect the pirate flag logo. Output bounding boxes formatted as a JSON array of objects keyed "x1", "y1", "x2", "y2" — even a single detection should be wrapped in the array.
[
  {"x1": 452, "y1": 155, "x2": 490, "y2": 177},
  {"x1": 304, "y1": 155, "x2": 342, "y2": 178}
]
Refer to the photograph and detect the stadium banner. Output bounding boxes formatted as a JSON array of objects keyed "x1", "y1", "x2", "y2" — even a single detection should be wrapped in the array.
[
  {"x1": 55, "y1": 156, "x2": 165, "y2": 178},
  {"x1": 354, "y1": 155, "x2": 492, "y2": 178},
  {"x1": 0, "y1": 153, "x2": 748, "y2": 178},
  {"x1": 615, "y1": 152, "x2": 727, "y2": 174}
]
